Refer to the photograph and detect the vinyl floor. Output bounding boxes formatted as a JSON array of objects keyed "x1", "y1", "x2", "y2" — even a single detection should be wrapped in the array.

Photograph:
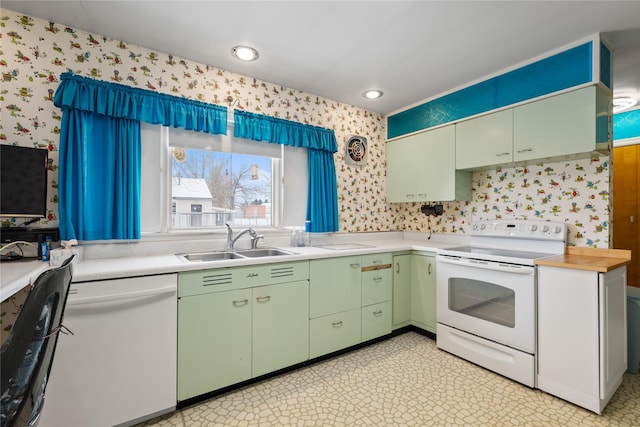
[{"x1": 139, "y1": 332, "x2": 640, "y2": 426}]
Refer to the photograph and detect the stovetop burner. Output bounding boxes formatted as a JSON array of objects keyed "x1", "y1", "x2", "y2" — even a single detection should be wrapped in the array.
[{"x1": 438, "y1": 220, "x2": 568, "y2": 266}]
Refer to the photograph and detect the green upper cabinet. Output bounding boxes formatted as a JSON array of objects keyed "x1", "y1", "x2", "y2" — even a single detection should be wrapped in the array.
[
  {"x1": 456, "y1": 109, "x2": 514, "y2": 169},
  {"x1": 386, "y1": 125, "x2": 471, "y2": 202},
  {"x1": 455, "y1": 85, "x2": 611, "y2": 170},
  {"x1": 513, "y1": 85, "x2": 610, "y2": 162}
]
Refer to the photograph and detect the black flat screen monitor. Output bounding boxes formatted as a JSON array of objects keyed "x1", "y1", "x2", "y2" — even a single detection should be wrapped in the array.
[{"x1": 1, "y1": 145, "x2": 48, "y2": 218}]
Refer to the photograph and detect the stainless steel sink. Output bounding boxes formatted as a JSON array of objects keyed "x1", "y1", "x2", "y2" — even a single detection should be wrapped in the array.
[
  {"x1": 235, "y1": 248, "x2": 296, "y2": 257},
  {"x1": 176, "y1": 248, "x2": 296, "y2": 262},
  {"x1": 177, "y1": 251, "x2": 246, "y2": 262}
]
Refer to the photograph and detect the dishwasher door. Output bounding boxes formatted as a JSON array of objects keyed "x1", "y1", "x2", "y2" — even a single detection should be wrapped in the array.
[{"x1": 39, "y1": 274, "x2": 177, "y2": 427}]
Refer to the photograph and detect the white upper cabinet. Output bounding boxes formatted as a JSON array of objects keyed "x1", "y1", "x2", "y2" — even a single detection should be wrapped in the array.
[{"x1": 456, "y1": 109, "x2": 514, "y2": 169}]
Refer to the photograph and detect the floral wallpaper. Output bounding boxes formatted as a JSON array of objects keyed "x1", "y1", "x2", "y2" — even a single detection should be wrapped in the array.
[{"x1": 0, "y1": 8, "x2": 610, "y2": 247}]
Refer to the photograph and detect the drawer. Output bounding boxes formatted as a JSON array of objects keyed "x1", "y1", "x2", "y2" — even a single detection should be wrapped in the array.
[
  {"x1": 362, "y1": 301, "x2": 392, "y2": 342},
  {"x1": 309, "y1": 309, "x2": 361, "y2": 358},
  {"x1": 362, "y1": 268, "x2": 392, "y2": 306},
  {"x1": 361, "y1": 253, "x2": 392, "y2": 269},
  {"x1": 179, "y1": 261, "x2": 309, "y2": 297}
]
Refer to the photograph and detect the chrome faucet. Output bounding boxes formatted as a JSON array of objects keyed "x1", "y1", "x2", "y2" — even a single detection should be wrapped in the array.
[{"x1": 225, "y1": 223, "x2": 259, "y2": 250}]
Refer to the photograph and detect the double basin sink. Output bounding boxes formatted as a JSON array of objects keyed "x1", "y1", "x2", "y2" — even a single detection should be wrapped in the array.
[{"x1": 177, "y1": 248, "x2": 296, "y2": 263}]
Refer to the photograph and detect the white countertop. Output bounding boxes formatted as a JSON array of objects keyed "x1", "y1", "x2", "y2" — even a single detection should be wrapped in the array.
[
  {"x1": 72, "y1": 238, "x2": 459, "y2": 283},
  {"x1": 1, "y1": 260, "x2": 50, "y2": 301}
]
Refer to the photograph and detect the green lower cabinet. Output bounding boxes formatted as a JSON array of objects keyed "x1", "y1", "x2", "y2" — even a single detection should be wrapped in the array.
[
  {"x1": 392, "y1": 254, "x2": 412, "y2": 327},
  {"x1": 310, "y1": 256, "x2": 362, "y2": 318},
  {"x1": 252, "y1": 280, "x2": 309, "y2": 377},
  {"x1": 362, "y1": 301, "x2": 392, "y2": 342},
  {"x1": 392, "y1": 252, "x2": 437, "y2": 333},
  {"x1": 309, "y1": 309, "x2": 362, "y2": 358},
  {"x1": 178, "y1": 288, "x2": 252, "y2": 401},
  {"x1": 410, "y1": 253, "x2": 437, "y2": 333}
]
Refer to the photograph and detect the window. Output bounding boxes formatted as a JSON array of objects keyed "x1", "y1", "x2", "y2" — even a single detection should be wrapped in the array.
[{"x1": 140, "y1": 123, "x2": 307, "y2": 234}]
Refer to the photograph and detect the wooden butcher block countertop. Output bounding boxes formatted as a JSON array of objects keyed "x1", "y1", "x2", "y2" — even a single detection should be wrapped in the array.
[{"x1": 535, "y1": 247, "x2": 632, "y2": 272}]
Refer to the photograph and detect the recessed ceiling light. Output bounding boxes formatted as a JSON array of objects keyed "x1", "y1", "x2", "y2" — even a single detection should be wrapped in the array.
[
  {"x1": 363, "y1": 90, "x2": 383, "y2": 99},
  {"x1": 613, "y1": 97, "x2": 638, "y2": 113},
  {"x1": 231, "y1": 45, "x2": 259, "y2": 61}
]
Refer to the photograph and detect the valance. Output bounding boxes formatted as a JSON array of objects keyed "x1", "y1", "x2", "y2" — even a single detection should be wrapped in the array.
[
  {"x1": 54, "y1": 72, "x2": 227, "y2": 135},
  {"x1": 233, "y1": 109, "x2": 338, "y2": 152}
]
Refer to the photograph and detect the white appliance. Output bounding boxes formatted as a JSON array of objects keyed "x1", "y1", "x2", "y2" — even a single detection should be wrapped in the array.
[
  {"x1": 436, "y1": 219, "x2": 567, "y2": 387},
  {"x1": 40, "y1": 274, "x2": 177, "y2": 427}
]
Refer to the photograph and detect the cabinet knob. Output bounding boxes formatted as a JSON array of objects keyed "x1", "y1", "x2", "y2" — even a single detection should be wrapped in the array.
[
  {"x1": 256, "y1": 295, "x2": 271, "y2": 303},
  {"x1": 373, "y1": 277, "x2": 383, "y2": 282},
  {"x1": 332, "y1": 320, "x2": 343, "y2": 328},
  {"x1": 516, "y1": 148, "x2": 533, "y2": 153},
  {"x1": 373, "y1": 310, "x2": 383, "y2": 317},
  {"x1": 350, "y1": 263, "x2": 361, "y2": 269},
  {"x1": 232, "y1": 299, "x2": 248, "y2": 307},
  {"x1": 496, "y1": 152, "x2": 510, "y2": 157}
]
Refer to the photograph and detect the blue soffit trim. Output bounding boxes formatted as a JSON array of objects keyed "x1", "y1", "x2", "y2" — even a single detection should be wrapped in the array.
[
  {"x1": 54, "y1": 72, "x2": 227, "y2": 135},
  {"x1": 388, "y1": 42, "x2": 593, "y2": 139},
  {"x1": 614, "y1": 109, "x2": 640, "y2": 141},
  {"x1": 233, "y1": 109, "x2": 338, "y2": 153}
]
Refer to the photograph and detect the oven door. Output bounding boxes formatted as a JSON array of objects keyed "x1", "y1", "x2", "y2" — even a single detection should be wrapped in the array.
[{"x1": 436, "y1": 255, "x2": 536, "y2": 353}]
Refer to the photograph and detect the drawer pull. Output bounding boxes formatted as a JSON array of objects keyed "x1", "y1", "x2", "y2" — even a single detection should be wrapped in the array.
[
  {"x1": 246, "y1": 273, "x2": 259, "y2": 278},
  {"x1": 373, "y1": 277, "x2": 383, "y2": 282},
  {"x1": 496, "y1": 152, "x2": 510, "y2": 157},
  {"x1": 372, "y1": 260, "x2": 381, "y2": 265},
  {"x1": 350, "y1": 263, "x2": 360, "y2": 269},
  {"x1": 428, "y1": 263, "x2": 432, "y2": 275},
  {"x1": 256, "y1": 295, "x2": 271, "y2": 303},
  {"x1": 332, "y1": 321, "x2": 343, "y2": 328},
  {"x1": 516, "y1": 148, "x2": 533, "y2": 153},
  {"x1": 232, "y1": 299, "x2": 248, "y2": 307},
  {"x1": 373, "y1": 310, "x2": 383, "y2": 317}
]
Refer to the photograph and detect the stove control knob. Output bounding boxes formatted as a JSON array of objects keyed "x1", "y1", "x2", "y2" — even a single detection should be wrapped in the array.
[
  {"x1": 542, "y1": 225, "x2": 550, "y2": 233},
  {"x1": 529, "y1": 224, "x2": 538, "y2": 232},
  {"x1": 472, "y1": 224, "x2": 478, "y2": 231},
  {"x1": 552, "y1": 226, "x2": 562, "y2": 234},
  {"x1": 480, "y1": 223, "x2": 487, "y2": 230}
]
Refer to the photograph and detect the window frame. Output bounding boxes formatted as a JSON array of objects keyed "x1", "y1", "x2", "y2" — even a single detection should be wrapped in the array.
[{"x1": 140, "y1": 123, "x2": 307, "y2": 236}]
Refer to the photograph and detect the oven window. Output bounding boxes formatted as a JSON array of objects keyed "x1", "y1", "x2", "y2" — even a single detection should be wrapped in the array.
[{"x1": 448, "y1": 278, "x2": 515, "y2": 328}]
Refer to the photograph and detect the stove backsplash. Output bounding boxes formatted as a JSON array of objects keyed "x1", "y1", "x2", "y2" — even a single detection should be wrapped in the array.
[
  {"x1": 399, "y1": 155, "x2": 610, "y2": 247},
  {"x1": 1, "y1": 9, "x2": 610, "y2": 248}
]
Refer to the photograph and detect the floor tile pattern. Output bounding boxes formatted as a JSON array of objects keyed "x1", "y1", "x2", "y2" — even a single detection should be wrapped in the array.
[{"x1": 139, "y1": 332, "x2": 640, "y2": 426}]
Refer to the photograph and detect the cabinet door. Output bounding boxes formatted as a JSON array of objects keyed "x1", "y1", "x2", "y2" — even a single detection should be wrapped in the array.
[
  {"x1": 387, "y1": 125, "x2": 469, "y2": 202},
  {"x1": 392, "y1": 255, "x2": 412, "y2": 327},
  {"x1": 599, "y1": 267, "x2": 627, "y2": 401},
  {"x1": 178, "y1": 288, "x2": 252, "y2": 400},
  {"x1": 310, "y1": 256, "x2": 362, "y2": 318},
  {"x1": 537, "y1": 266, "x2": 600, "y2": 408},
  {"x1": 362, "y1": 301, "x2": 392, "y2": 342},
  {"x1": 309, "y1": 308, "x2": 362, "y2": 358},
  {"x1": 252, "y1": 281, "x2": 309, "y2": 377},
  {"x1": 362, "y1": 266, "x2": 392, "y2": 306},
  {"x1": 412, "y1": 125, "x2": 454, "y2": 201},
  {"x1": 514, "y1": 86, "x2": 596, "y2": 162},
  {"x1": 456, "y1": 109, "x2": 513, "y2": 169},
  {"x1": 386, "y1": 136, "x2": 419, "y2": 202},
  {"x1": 410, "y1": 254, "x2": 437, "y2": 333}
]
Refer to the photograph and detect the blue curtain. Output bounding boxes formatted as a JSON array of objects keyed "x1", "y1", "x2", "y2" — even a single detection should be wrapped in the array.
[
  {"x1": 54, "y1": 73, "x2": 228, "y2": 240},
  {"x1": 234, "y1": 110, "x2": 339, "y2": 232},
  {"x1": 58, "y1": 110, "x2": 140, "y2": 240},
  {"x1": 306, "y1": 149, "x2": 339, "y2": 232}
]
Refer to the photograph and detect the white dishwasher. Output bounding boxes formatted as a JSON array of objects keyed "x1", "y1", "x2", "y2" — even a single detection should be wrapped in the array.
[{"x1": 40, "y1": 274, "x2": 177, "y2": 427}]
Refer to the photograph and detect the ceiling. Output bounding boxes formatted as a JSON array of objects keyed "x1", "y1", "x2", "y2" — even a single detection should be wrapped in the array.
[{"x1": 3, "y1": 1, "x2": 640, "y2": 115}]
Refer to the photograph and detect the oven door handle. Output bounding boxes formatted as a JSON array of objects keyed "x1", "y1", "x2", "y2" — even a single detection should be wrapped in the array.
[{"x1": 437, "y1": 255, "x2": 535, "y2": 275}]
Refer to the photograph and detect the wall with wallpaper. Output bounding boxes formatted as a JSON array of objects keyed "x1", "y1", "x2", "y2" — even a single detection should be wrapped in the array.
[{"x1": 0, "y1": 8, "x2": 610, "y2": 247}]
